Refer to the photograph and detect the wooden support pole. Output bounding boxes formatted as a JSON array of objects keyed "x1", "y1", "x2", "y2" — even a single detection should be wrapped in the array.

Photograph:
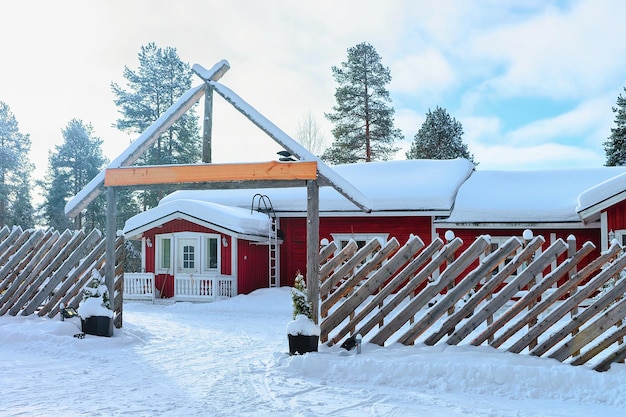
[
  {"x1": 105, "y1": 186, "x2": 117, "y2": 331},
  {"x1": 306, "y1": 180, "x2": 320, "y2": 325},
  {"x1": 202, "y1": 83, "x2": 213, "y2": 163}
]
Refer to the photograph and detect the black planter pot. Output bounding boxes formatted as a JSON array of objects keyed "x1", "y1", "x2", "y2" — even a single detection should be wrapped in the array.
[
  {"x1": 288, "y1": 334, "x2": 319, "y2": 355},
  {"x1": 81, "y1": 315, "x2": 114, "y2": 337}
]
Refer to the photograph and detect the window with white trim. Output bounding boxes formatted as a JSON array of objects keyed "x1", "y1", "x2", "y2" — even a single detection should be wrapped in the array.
[
  {"x1": 204, "y1": 235, "x2": 220, "y2": 271},
  {"x1": 331, "y1": 233, "x2": 389, "y2": 262},
  {"x1": 156, "y1": 234, "x2": 173, "y2": 274},
  {"x1": 155, "y1": 233, "x2": 221, "y2": 274},
  {"x1": 488, "y1": 236, "x2": 531, "y2": 279},
  {"x1": 609, "y1": 230, "x2": 626, "y2": 249}
]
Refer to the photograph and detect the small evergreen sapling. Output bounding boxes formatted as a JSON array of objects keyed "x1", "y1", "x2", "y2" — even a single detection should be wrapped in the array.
[
  {"x1": 291, "y1": 272, "x2": 312, "y2": 320},
  {"x1": 77, "y1": 270, "x2": 113, "y2": 319},
  {"x1": 287, "y1": 272, "x2": 320, "y2": 337}
]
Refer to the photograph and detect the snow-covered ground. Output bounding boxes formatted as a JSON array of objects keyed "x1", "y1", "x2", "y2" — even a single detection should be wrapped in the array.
[{"x1": 1, "y1": 288, "x2": 625, "y2": 417}]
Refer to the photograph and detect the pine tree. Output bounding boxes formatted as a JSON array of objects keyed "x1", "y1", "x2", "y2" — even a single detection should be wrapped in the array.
[
  {"x1": 0, "y1": 101, "x2": 34, "y2": 228},
  {"x1": 111, "y1": 42, "x2": 201, "y2": 209},
  {"x1": 604, "y1": 88, "x2": 626, "y2": 166},
  {"x1": 322, "y1": 42, "x2": 401, "y2": 164},
  {"x1": 40, "y1": 119, "x2": 108, "y2": 231},
  {"x1": 406, "y1": 106, "x2": 476, "y2": 163}
]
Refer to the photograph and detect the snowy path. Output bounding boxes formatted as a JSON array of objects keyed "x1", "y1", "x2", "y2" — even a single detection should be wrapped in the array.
[{"x1": 2, "y1": 288, "x2": 626, "y2": 416}]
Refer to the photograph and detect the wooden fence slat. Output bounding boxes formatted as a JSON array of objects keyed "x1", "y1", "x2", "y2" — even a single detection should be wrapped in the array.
[
  {"x1": 571, "y1": 324, "x2": 626, "y2": 366},
  {"x1": 488, "y1": 243, "x2": 620, "y2": 350},
  {"x1": 321, "y1": 238, "x2": 399, "y2": 317},
  {"x1": 370, "y1": 236, "x2": 489, "y2": 346},
  {"x1": 550, "y1": 297, "x2": 626, "y2": 362},
  {"x1": 5, "y1": 230, "x2": 84, "y2": 316},
  {"x1": 38, "y1": 237, "x2": 106, "y2": 317},
  {"x1": 0, "y1": 229, "x2": 34, "y2": 291},
  {"x1": 399, "y1": 235, "x2": 520, "y2": 346},
  {"x1": 487, "y1": 242, "x2": 595, "y2": 349},
  {"x1": 448, "y1": 236, "x2": 565, "y2": 346},
  {"x1": 0, "y1": 230, "x2": 45, "y2": 314},
  {"x1": 62, "y1": 236, "x2": 124, "y2": 312},
  {"x1": 319, "y1": 241, "x2": 338, "y2": 268},
  {"x1": 320, "y1": 241, "x2": 357, "y2": 288},
  {"x1": 320, "y1": 239, "x2": 381, "y2": 297},
  {"x1": 0, "y1": 230, "x2": 61, "y2": 314},
  {"x1": 0, "y1": 225, "x2": 10, "y2": 243},
  {"x1": 18, "y1": 229, "x2": 102, "y2": 316},
  {"x1": 2, "y1": 230, "x2": 54, "y2": 293},
  {"x1": 508, "y1": 252, "x2": 626, "y2": 354},
  {"x1": 351, "y1": 238, "x2": 454, "y2": 344},
  {"x1": 11, "y1": 229, "x2": 59, "y2": 282},
  {"x1": 321, "y1": 235, "x2": 424, "y2": 344},
  {"x1": 0, "y1": 226, "x2": 25, "y2": 267},
  {"x1": 426, "y1": 237, "x2": 536, "y2": 346},
  {"x1": 530, "y1": 274, "x2": 626, "y2": 357},
  {"x1": 320, "y1": 239, "x2": 380, "y2": 298},
  {"x1": 326, "y1": 236, "x2": 441, "y2": 345},
  {"x1": 2, "y1": 230, "x2": 72, "y2": 308},
  {"x1": 594, "y1": 342, "x2": 626, "y2": 372}
]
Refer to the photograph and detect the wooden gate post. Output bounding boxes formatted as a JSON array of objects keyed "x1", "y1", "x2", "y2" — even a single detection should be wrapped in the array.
[
  {"x1": 306, "y1": 180, "x2": 320, "y2": 324},
  {"x1": 202, "y1": 83, "x2": 213, "y2": 163},
  {"x1": 105, "y1": 186, "x2": 117, "y2": 318}
]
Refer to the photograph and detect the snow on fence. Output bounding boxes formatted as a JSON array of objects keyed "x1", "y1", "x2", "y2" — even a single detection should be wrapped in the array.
[
  {"x1": 0, "y1": 226, "x2": 125, "y2": 327},
  {"x1": 319, "y1": 232, "x2": 626, "y2": 372}
]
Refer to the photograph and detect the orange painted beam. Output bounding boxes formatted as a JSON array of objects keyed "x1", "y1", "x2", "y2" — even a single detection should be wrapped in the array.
[{"x1": 104, "y1": 161, "x2": 317, "y2": 187}]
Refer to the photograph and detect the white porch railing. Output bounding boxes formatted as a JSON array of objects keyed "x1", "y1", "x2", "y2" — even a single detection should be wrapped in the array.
[
  {"x1": 123, "y1": 273, "x2": 236, "y2": 302},
  {"x1": 174, "y1": 274, "x2": 236, "y2": 302},
  {"x1": 124, "y1": 273, "x2": 155, "y2": 301}
]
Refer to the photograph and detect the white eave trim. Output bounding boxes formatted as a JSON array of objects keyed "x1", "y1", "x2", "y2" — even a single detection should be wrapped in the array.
[
  {"x1": 275, "y1": 210, "x2": 451, "y2": 218},
  {"x1": 578, "y1": 189, "x2": 626, "y2": 223},
  {"x1": 433, "y1": 221, "x2": 599, "y2": 230},
  {"x1": 123, "y1": 211, "x2": 272, "y2": 243}
]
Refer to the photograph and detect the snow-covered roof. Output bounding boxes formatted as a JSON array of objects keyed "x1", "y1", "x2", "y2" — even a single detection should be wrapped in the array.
[
  {"x1": 576, "y1": 172, "x2": 626, "y2": 219},
  {"x1": 438, "y1": 167, "x2": 626, "y2": 226},
  {"x1": 123, "y1": 199, "x2": 273, "y2": 241},
  {"x1": 158, "y1": 159, "x2": 476, "y2": 214}
]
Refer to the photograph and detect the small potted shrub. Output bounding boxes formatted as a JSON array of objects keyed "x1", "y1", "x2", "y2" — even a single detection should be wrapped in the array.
[
  {"x1": 78, "y1": 270, "x2": 114, "y2": 337},
  {"x1": 286, "y1": 272, "x2": 320, "y2": 355}
]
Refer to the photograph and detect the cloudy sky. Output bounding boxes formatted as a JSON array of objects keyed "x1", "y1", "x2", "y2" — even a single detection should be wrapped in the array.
[{"x1": 2, "y1": 0, "x2": 626, "y2": 186}]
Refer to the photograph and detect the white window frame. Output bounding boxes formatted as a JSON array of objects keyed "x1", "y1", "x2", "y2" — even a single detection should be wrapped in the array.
[
  {"x1": 487, "y1": 236, "x2": 530, "y2": 279},
  {"x1": 331, "y1": 233, "x2": 389, "y2": 259},
  {"x1": 155, "y1": 232, "x2": 222, "y2": 275},
  {"x1": 202, "y1": 234, "x2": 221, "y2": 273},
  {"x1": 155, "y1": 234, "x2": 173, "y2": 274},
  {"x1": 612, "y1": 229, "x2": 626, "y2": 249}
]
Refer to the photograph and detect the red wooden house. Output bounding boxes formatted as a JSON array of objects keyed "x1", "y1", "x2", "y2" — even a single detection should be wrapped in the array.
[
  {"x1": 123, "y1": 160, "x2": 626, "y2": 301},
  {"x1": 122, "y1": 158, "x2": 475, "y2": 299},
  {"x1": 123, "y1": 199, "x2": 274, "y2": 300}
]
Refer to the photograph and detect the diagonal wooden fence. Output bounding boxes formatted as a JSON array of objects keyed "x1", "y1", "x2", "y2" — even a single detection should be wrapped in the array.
[
  {"x1": 319, "y1": 232, "x2": 626, "y2": 372},
  {"x1": 0, "y1": 226, "x2": 124, "y2": 327}
]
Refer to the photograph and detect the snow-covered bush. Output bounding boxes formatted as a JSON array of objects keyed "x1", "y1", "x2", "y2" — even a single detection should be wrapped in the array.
[{"x1": 77, "y1": 270, "x2": 113, "y2": 319}]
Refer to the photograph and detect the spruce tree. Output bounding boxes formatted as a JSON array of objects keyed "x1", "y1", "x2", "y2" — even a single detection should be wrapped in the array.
[
  {"x1": 112, "y1": 42, "x2": 201, "y2": 209},
  {"x1": 406, "y1": 106, "x2": 476, "y2": 163},
  {"x1": 0, "y1": 101, "x2": 34, "y2": 228},
  {"x1": 40, "y1": 119, "x2": 108, "y2": 231},
  {"x1": 604, "y1": 88, "x2": 626, "y2": 166},
  {"x1": 322, "y1": 42, "x2": 401, "y2": 164}
]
